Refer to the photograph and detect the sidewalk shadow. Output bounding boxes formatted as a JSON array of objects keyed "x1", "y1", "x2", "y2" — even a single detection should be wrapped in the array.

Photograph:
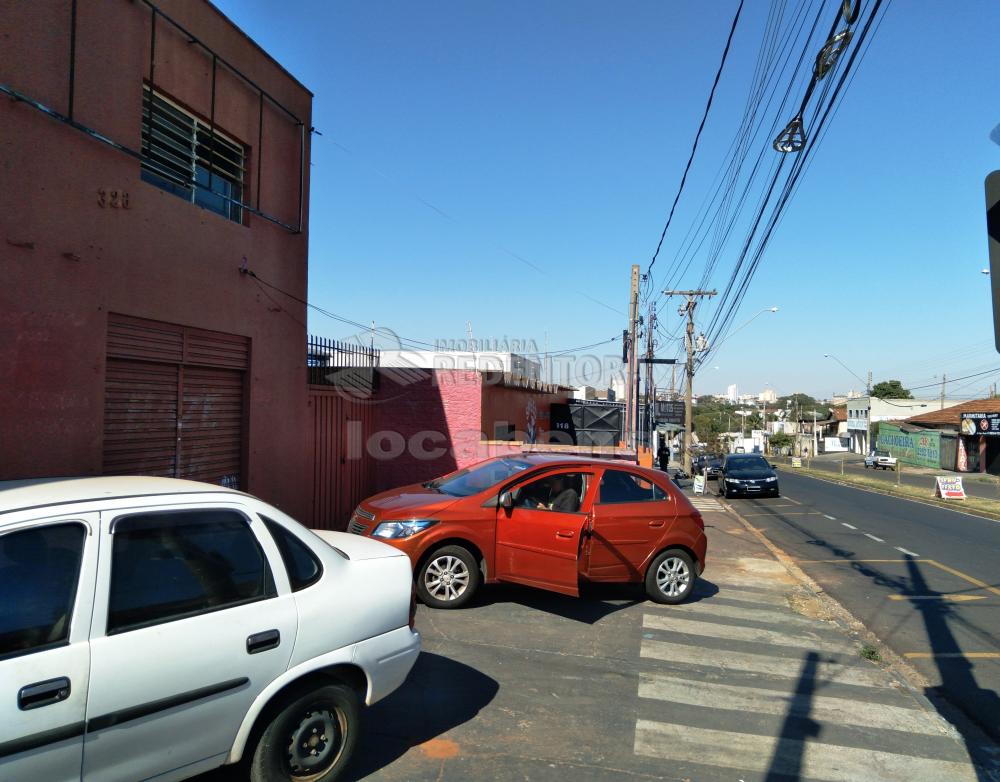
[
  {"x1": 904, "y1": 556, "x2": 1000, "y2": 779},
  {"x1": 343, "y1": 652, "x2": 499, "y2": 780},
  {"x1": 763, "y1": 651, "x2": 822, "y2": 782}
]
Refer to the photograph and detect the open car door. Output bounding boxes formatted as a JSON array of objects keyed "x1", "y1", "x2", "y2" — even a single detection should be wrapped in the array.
[{"x1": 493, "y1": 470, "x2": 592, "y2": 597}]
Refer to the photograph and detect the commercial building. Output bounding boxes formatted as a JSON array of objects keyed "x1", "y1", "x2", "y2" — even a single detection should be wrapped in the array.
[
  {"x1": 2, "y1": 1, "x2": 313, "y2": 518},
  {"x1": 899, "y1": 398, "x2": 1000, "y2": 474},
  {"x1": 845, "y1": 396, "x2": 967, "y2": 455}
]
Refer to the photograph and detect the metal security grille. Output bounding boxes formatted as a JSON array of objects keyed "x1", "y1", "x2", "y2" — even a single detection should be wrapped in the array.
[
  {"x1": 141, "y1": 85, "x2": 245, "y2": 223},
  {"x1": 103, "y1": 314, "x2": 248, "y2": 488}
]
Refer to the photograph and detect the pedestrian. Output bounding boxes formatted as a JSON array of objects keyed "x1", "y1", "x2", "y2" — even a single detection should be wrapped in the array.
[{"x1": 657, "y1": 443, "x2": 670, "y2": 472}]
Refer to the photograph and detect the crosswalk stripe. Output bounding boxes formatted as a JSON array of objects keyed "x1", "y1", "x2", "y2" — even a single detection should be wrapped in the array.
[
  {"x1": 643, "y1": 614, "x2": 855, "y2": 653},
  {"x1": 640, "y1": 639, "x2": 890, "y2": 688},
  {"x1": 638, "y1": 673, "x2": 946, "y2": 736},
  {"x1": 634, "y1": 720, "x2": 977, "y2": 782},
  {"x1": 699, "y1": 587, "x2": 792, "y2": 608},
  {"x1": 645, "y1": 600, "x2": 832, "y2": 630},
  {"x1": 705, "y1": 573, "x2": 794, "y2": 591}
]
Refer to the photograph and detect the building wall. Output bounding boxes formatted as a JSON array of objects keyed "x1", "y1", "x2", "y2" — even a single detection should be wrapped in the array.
[
  {"x1": 480, "y1": 382, "x2": 571, "y2": 444},
  {"x1": 1, "y1": 0, "x2": 313, "y2": 519}
]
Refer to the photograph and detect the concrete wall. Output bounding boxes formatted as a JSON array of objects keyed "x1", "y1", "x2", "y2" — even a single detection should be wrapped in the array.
[{"x1": 1, "y1": 0, "x2": 313, "y2": 519}]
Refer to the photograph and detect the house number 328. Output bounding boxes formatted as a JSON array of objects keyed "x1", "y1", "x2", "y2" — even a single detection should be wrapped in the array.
[{"x1": 97, "y1": 188, "x2": 130, "y2": 209}]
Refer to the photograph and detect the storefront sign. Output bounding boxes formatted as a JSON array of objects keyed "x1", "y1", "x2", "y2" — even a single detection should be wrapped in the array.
[
  {"x1": 934, "y1": 476, "x2": 966, "y2": 499},
  {"x1": 876, "y1": 424, "x2": 941, "y2": 469},
  {"x1": 847, "y1": 417, "x2": 867, "y2": 431},
  {"x1": 960, "y1": 412, "x2": 1000, "y2": 436},
  {"x1": 693, "y1": 475, "x2": 706, "y2": 495}
]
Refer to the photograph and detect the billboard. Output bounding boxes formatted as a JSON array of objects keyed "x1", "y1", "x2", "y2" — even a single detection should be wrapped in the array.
[
  {"x1": 960, "y1": 411, "x2": 1000, "y2": 436},
  {"x1": 655, "y1": 400, "x2": 685, "y2": 425},
  {"x1": 876, "y1": 424, "x2": 940, "y2": 468}
]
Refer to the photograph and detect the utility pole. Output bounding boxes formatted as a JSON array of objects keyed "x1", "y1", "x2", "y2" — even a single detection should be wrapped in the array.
[
  {"x1": 664, "y1": 288, "x2": 716, "y2": 474},
  {"x1": 625, "y1": 265, "x2": 640, "y2": 449},
  {"x1": 940, "y1": 373, "x2": 946, "y2": 410},
  {"x1": 644, "y1": 301, "x2": 656, "y2": 451},
  {"x1": 867, "y1": 369, "x2": 872, "y2": 395}
]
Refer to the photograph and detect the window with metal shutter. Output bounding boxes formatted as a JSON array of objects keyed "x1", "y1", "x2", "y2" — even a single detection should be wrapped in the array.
[{"x1": 103, "y1": 314, "x2": 249, "y2": 488}]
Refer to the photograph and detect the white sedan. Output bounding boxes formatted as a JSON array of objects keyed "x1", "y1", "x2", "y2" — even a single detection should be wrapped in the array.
[{"x1": 0, "y1": 476, "x2": 420, "y2": 782}]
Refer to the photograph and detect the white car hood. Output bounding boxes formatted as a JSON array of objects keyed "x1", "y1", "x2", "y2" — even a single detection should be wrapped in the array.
[{"x1": 311, "y1": 529, "x2": 408, "y2": 561}]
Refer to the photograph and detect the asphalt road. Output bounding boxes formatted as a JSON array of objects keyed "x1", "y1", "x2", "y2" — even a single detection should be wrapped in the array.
[
  {"x1": 196, "y1": 495, "x2": 991, "y2": 781},
  {"x1": 726, "y1": 469, "x2": 1000, "y2": 745},
  {"x1": 796, "y1": 455, "x2": 1000, "y2": 501}
]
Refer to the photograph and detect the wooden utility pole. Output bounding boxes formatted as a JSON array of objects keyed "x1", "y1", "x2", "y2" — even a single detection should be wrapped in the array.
[
  {"x1": 940, "y1": 373, "x2": 946, "y2": 410},
  {"x1": 625, "y1": 265, "x2": 640, "y2": 449},
  {"x1": 664, "y1": 289, "x2": 716, "y2": 474}
]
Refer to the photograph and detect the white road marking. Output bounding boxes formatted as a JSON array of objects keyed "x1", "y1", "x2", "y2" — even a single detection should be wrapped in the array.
[
  {"x1": 703, "y1": 588, "x2": 792, "y2": 608},
  {"x1": 645, "y1": 600, "x2": 828, "y2": 629},
  {"x1": 640, "y1": 639, "x2": 890, "y2": 688},
  {"x1": 638, "y1": 673, "x2": 945, "y2": 735},
  {"x1": 633, "y1": 720, "x2": 977, "y2": 781},
  {"x1": 841, "y1": 522, "x2": 857, "y2": 529},
  {"x1": 864, "y1": 533, "x2": 885, "y2": 543},
  {"x1": 643, "y1": 614, "x2": 853, "y2": 653},
  {"x1": 895, "y1": 547, "x2": 920, "y2": 557},
  {"x1": 823, "y1": 513, "x2": 837, "y2": 520}
]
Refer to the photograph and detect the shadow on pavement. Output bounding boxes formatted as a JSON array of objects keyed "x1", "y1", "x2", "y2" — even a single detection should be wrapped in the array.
[
  {"x1": 763, "y1": 651, "x2": 822, "y2": 782},
  {"x1": 343, "y1": 651, "x2": 499, "y2": 781},
  {"x1": 751, "y1": 508, "x2": 1000, "y2": 778},
  {"x1": 465, "y1": 581, "x2": 644, "y2": 624},
  {"x1": 904, "y1": 556, "x2": 1000, "y2": 780}
]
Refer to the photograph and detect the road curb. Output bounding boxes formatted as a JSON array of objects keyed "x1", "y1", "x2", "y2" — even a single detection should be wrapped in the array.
[
  {"x1": 717, "y1": 495, "x2": 931, "y2": 685},
  {"x1": 775, "y1": 466, "x2": 1000, "y2": 523},
  {"x1": 717, "y1": 496, "x2": 1000, "y2": 771}
]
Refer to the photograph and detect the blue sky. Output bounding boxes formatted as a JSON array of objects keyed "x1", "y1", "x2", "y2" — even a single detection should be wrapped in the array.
[{"x1": 216, "y1": 0, "x2": 1000, "y2": 400}]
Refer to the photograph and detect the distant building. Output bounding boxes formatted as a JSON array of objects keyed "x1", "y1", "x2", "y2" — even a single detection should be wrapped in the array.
[
  {"x1": 726, "y1": 384, "x2": 739, "y2": 402},
  {"x1": 846, "y1": 396, "x2": 968, "y2": 454},
  {"x1": 758, "y1": 389, "x2": 777, "y2": 403},
  {"x1": 380, "y1": 350, "x2": 541, "y2": 381}
]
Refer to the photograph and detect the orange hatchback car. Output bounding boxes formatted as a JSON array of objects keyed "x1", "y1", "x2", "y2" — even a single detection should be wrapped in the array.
[{"x1": 347, "y1": 455, "x2": 707, "y2": 609}]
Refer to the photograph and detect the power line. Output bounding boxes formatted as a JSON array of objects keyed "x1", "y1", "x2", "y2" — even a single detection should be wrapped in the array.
[
  {"x1": 245, "y1": 267, "x2": 617, "y2": 358},
  {"x1": 645, "y1": 0, "x2": 745, "y2": 281}
]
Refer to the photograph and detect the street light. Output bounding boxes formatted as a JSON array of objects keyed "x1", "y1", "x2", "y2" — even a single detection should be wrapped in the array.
[
  {"x1": 823, "y1": 353, "x2": 870, "y2": 394},
  {"x1": 702, "y1": 307, "x2": 779, "y2": 359}
]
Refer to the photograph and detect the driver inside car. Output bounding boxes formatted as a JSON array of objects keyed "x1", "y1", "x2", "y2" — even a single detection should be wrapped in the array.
[{"x1": 537, "y1": 475, "x2": 580, "y2": 513}]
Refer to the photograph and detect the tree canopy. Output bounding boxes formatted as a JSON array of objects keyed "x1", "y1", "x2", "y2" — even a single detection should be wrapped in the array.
[{"x1": 871, "y1": 380, "x2": 912, "y2": 399}]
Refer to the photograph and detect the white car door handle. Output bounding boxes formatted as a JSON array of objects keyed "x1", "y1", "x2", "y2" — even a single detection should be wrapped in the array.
[{"x1": 18, "y1": 677, "x2": 71, "y2": 711}]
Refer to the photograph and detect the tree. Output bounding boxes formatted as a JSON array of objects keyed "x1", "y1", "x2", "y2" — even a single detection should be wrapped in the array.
[
  {"x1": 871, "y1": 380, "x2": 912, "y2": 399},
  {"x1": 768, "y1": 432, "x2": 793, "y2": 452}
]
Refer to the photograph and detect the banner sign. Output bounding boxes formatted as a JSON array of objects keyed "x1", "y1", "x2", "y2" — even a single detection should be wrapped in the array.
[
  {"x1": 960, "y1": 412, "x2": 1000, "y2": 436},
  {"x1": 934, "y1": 476, "x2": 966, "y2": 499},
  {"x1": 655, "y1": 400, "x2": 685, "y2": 425},
  {"x1": 693, "y1": 475, "x2": 706, "y2": 495},
  {"x1": 876, "y1": 424, "x2": 941, "y2": 469}
]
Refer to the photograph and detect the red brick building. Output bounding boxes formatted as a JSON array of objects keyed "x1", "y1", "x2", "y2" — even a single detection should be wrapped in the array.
[
  {"x1": 1, "y1": 0, "x2": 313, "y2": 518},
  {"x1": 369, "y1": 369, "x2": 572, "y2": 491}
]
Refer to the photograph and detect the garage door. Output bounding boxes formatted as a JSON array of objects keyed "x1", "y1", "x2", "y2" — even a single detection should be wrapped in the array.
[{"x1": 102, "y1": 314, "x2": 249, "y2": 488}]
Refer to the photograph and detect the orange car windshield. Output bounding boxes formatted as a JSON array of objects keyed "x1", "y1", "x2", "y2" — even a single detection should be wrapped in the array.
[{"x1": 434, "y1": 458, "x2": 534, "y2": 497}]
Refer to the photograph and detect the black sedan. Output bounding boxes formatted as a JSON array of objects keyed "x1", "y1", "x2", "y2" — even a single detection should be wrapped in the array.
[{"x1": 718, "y1": 454, "x2": 779, "y2": 498}]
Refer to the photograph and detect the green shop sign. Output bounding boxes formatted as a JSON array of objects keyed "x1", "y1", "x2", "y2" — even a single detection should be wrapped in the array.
[{"x1": 876, "y1": 424, "x2": 940, "y2": 468}]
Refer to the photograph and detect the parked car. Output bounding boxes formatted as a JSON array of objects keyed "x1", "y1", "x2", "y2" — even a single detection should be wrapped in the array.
[
  {"x1": 718, "y1": 454, "x2": 780, "y2": 498},
  {"x1": 703, "y1": 456, "x2": 723, "y2": 480},
  {"x1": 0, "y1": 477, "x2": 420, "y2": 782},
  {"x1": 864, "y1": 449, "x2": 897, "y2": 470},
  {"x1": 348, "y1": 455, "x2": 707, "y2": 609}
]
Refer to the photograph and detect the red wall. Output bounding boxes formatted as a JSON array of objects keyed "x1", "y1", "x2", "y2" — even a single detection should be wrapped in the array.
[
  {"x1": 0, "y1": 0, "x2": 313, "y2": 519},
  {"x1": 369, "y1": 370, "x2": 572, "y2": 491}
]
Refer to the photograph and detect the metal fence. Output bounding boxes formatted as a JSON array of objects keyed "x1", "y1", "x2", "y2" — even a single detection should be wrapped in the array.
[{"x1": 307, "y1": 335, "x2": 379, "y2": 390}]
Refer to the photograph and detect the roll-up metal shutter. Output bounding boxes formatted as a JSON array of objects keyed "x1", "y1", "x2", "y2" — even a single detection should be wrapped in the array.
[{"x1": 102, "y1": 314, "x2": 249, "y2": 488}]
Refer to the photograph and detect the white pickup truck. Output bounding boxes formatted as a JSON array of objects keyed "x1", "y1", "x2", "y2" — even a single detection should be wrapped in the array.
[{"x1": 864, "y1": 449, "x2": 898, "y2": 470}]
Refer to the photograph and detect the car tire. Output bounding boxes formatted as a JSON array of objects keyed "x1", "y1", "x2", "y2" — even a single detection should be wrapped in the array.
[
  {"x1": 645, "y1": 548, "x2": 697, "y2": 604},
  {"x1": 416, "y1": 545, "x2": 481, "y2": 609},
  {"x1": 250, "y1": 683, "x2": 359, "y2": 782}
]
